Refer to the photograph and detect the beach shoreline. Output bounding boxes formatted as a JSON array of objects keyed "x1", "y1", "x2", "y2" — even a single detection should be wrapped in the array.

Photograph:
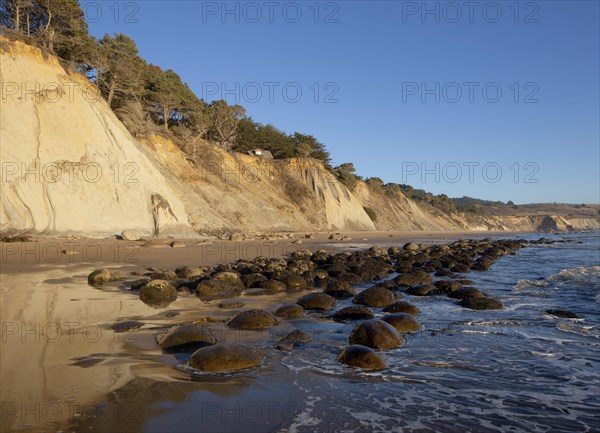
[{"x1": 0, "y1": 230, "x2": 564, "y2": 432}]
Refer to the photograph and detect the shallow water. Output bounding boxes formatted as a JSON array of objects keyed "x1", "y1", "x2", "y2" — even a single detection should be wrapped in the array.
[{"x1": 5, "y1": 232, "x2": 600, "y2": 433}]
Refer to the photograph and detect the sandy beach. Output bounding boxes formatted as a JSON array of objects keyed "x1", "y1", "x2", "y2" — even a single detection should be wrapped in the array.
[{"x1": 1, "y1": 230, "x2": 519, "y2": 432}]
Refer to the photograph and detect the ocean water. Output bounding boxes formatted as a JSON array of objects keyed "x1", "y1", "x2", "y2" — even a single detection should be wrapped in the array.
[
  {"x1": 71, "y1": 232, "x2": 600, "y2": 433},
  {"x1": 274, "y1": 232, "x2": 600, "y2": 433}
]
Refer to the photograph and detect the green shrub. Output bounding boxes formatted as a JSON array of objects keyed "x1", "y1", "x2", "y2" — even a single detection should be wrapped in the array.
[{"x1": 363, "y1": 206, "x2": 378, "y2": 222}]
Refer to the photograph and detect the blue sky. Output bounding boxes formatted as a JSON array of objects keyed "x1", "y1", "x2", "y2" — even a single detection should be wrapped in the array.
[{"x1": 81, "y1": 1, "x2": 600, "y2": 204}]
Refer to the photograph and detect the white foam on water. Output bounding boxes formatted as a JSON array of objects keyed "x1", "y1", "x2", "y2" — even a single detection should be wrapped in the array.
[
  {"x1": 514, "y1": 279, "x2": 549, "y2": 290},
  {"x1": 528, "y1": 350, "x2": 560, "y2": 358},
  {"x1": 287, "y1": 395, "x2": 322, "y2": 433},
  {"x1": 348, "y1": 410, "x2": 397, "y2": 431},
  {"x1": 556, "y1": 322, "x2": 600, "y2": 339},
  {"x1": 549, "y1": 265, "x2": 600, "y2": 283}
]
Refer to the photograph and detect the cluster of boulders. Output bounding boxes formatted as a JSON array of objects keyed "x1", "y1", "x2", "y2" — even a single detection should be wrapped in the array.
[{"x1": 92, "y1": 237, "x2": 566, "y2": 373}]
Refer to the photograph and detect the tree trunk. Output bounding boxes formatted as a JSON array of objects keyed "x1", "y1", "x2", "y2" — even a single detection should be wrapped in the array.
[
  {"x1": 162, "y1": 106, "x2": 169, "y2": 132},
  {"x1": 14, "y1": 3, "x2": 20, "y2": 33},
  {"x1": 107, "y1": 80, "x2": 116, "y2": 108}
]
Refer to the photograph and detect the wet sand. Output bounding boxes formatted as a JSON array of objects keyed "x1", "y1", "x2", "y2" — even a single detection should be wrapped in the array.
[{"x1": 0, "y1": 230, "x2": 523, "y2": 432}]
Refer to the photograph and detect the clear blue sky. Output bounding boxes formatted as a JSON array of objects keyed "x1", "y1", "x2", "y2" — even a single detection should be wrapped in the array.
[{"x1": 81, "y1": 0, "x2": 600, "y2": 204}]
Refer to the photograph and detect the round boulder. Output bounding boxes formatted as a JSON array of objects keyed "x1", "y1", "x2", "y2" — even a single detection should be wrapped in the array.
[
  {"x1": 176, "y1": 266, "x2": 204, "y2": 279},
  {"x1": 151, "y1": 270, "x2": 178, "y2": 280},
  {"x1": 349, "y1": 319, "x2": 404, "y2": 350},
  {"x1": 274, "y1": 329, "x2": 311, "y2": 351},
  {"x1": 139, "y1": 280, "x2": 177, "y2": 307},
  {"x1": 405, "y1": 284, "x2": 435, "y2": 296},
  {"x1": 448, "y1": 287, "x2": 484, "y2": 300},
  {"x1": 403, "y1": 242, "x2": 419, "y2": 251},
  {"x1": 275, "y1": 304, "x2": 305, "y2": 318},
  {"x1": 196, "y1": 279, "x2": 241, "y2": 298},
  {"x1": 332, "y1": 306, "x2": 375, "y2": 321},
  {"x1": 546, "y1": 309, "x2": 578, "y2": 319},
  {"x1": 297, "y1": 293, "x2": 336, "y2": 311},
  {"x1": 242, "y1": 273, "x2": 268, "y2": 288},
  {"x1": 212, "y1": 271, "x2": 244, "y2": 289},
  {"x1": 189, "y1": 343, "x2": 264, "y2": 372},
  {"x1": 227, "y1": 309, "x2": 278, "y2": 330},
  {"x1": 382, "y1": 313, "x2": 421, "y2": 333},
  {"x1": 338, "y1": 345, "x2": 386, "y2": 370},
  {"x1": 382, "y1": 301, "x2": 421, "y2": 315},
  {"x1": 88, "y1": 269, "x2": 128, "y2": 285},
  {"x1": 353, "y1": 286, "x2": 395, "y2": 308},
  {"x1": 260, "y1": 279, "x2": 287, "y2": 292},
  {"x1": 285, "y1": 275, "x2": 308, "y2": 291},
  {"x1": 431, "y1": 280, "x2": 463, "y2": 295},
  {"x1": 156, "y1": 323, "x2": 216, "y2": 350},
  {"x1": 323, "y1": 281, "x2": 356, "y2": 299},
  {"x1": 460, "y1": 297, "x2": 503, "y2": 310},
  {"x1": 129, "y1": 278, "x2": 150, "y2": 291},
  {"x1": 394, "y1": 271, "x2": 432, "y2": 287}
]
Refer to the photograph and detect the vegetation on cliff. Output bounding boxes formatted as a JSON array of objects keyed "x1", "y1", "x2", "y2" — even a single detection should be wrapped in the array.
[{"x1": 1, "y1": 0, "x2": 331, "y2": 164}]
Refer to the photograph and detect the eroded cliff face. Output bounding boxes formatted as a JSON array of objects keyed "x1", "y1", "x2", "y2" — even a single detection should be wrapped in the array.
[
  {"x1": 140, "y1": 135, "x2": 376, "y2": 233},
  {"x1": 0, "y1": 40, "x2": 191, "y2": 236},
  {"x1": 1, "y1": 39, "x2": 597, "y2": 236}
]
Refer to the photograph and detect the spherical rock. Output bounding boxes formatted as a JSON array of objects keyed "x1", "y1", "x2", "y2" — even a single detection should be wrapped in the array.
[
  {"x1": 260, "y1": 279, "x2": 287, "y2": 292},
  {"x1": 349, "y1": 319, "x2": 404, "y2": 350},
  {"x1": 212, "y1": 271, "x2": 244, "y2": 289},
  {"x1": 297, "y1": 292, "x2": 336, "y2": 311},
  {"x1": 227, "y1": 309, "x2": 278, "y2": 330},
  {"x1": 275, "y1": 304, "x2": 305, "y2": 318},
  {"x1": 450, "y1": 263, "x2": 471, "y2": 273},
  {"x1": 323, "y1": 281, "x2": 356, "y2": 299},
  {"x1": 394, "y1": 271, "x2": 432, "y2": 287},
  {"x1": 546, "y1": 309, "x2": 578, "y2": 319},
  {"x1": 460, "y1": 297, "x2": 503, "y2": 310},
  {"x1": 156, "y1": 323, "x2": 216, "y2": 350},
  {"x1": 151, "y1": 270, "x2": 178, "y2": 280},
  {"x1": 189, "y1": 343, "x2": 264, "y2": 372},
  {"x1": 87, "y1": 269, "x2": 128, "y2": 285},
  {"x1": 431, "y1": 280, "x2": 463, "y2": 295},
  {"x1": 338, "y1": 345, "x2": 386, "y2": 370},
  {"x1": 332, "y1": 306, "x2": 375, "y2": 321},
  {"x1": 448, "y1": 287, "x2": 485, "y2": 300},
  {"x1": 353, "y1": 286, "x2": 395, "y2": 308},
  {"x1": 403, "y1": 242, "x2": 419, "y2": 251},
  {"x1": 405, "y1": 284, "x2": 435, "y2": 296},
  {"x1": 129, "y1": 278, "x2": 150, "y2": 291},
  {"x1": 382, "y1": 313, "x2": 421, "y2": 333},
  {"x1": 382, "y1": 301, "x2": 421, "y2": 315},
  {"x1": 285, "y1": 275, "x2": 308, "y2": 291},
  {"x1": 274, "y1": 329, "x2": 311, "y2": 351},
  {"x1": 434, "y1": 269, "x2": 455, "y2": 277},
  {"x1": 196, "y1": 279, "x2": 241, "y2": 298},
  {"x1": 242, "y1": 273, "x2": 268, "y2": 288},
  {"x1": 139, "y1": 280, "x2": 177, "y2": 307}
]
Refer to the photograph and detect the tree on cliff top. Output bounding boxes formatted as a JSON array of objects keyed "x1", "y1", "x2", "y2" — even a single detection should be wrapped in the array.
[
  {"x1": 2, "y1": 0, "x2": 94, "y2": 65},
  {"x1": 144, "y1": 66, "x2": 199, "y2": 132},
  {"x1": 94, "y1": 33, "x2": 145, "y2": 109}
]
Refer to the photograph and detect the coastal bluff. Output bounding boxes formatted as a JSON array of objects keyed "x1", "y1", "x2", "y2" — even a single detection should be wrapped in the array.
[{"x1": 1, "y1": 39, "x2": 597, "y2": 237}]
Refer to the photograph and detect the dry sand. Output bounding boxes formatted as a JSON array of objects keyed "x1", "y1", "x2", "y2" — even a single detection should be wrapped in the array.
[{"x1": 0, "y1": 230, "x2": 523, "y2": 432}]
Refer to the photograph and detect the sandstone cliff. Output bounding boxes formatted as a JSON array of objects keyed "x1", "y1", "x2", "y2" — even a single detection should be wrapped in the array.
[{"x1": 1, "y1": 40, "x2": 597, "y2": 236}]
